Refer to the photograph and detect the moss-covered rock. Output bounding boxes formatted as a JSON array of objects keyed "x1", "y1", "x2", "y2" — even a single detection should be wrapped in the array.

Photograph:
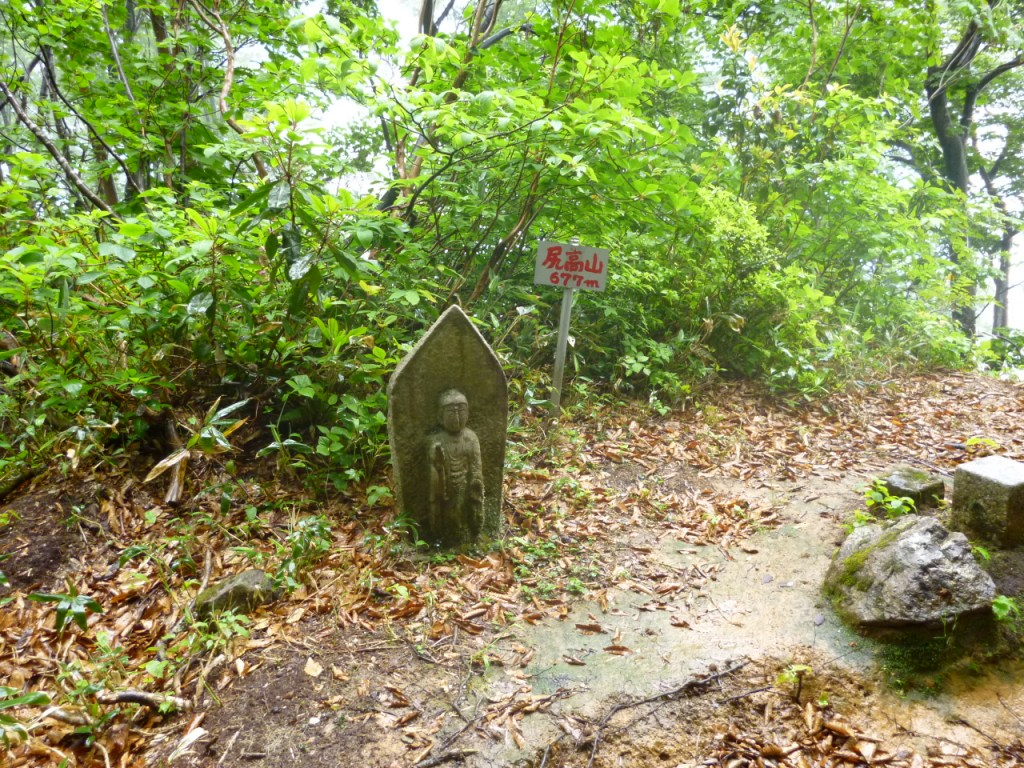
[
  {"x1": 825, "y1": 515, "x2": 994, "y2": 629},
  {"x1": 194, "y1": 569, "x2": 280, "y2": 619}
]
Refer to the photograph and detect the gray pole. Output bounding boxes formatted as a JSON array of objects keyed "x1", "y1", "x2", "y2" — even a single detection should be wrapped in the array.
[
  {"x1": 550, "y1": 285, "x2": 574, "y2": 414},
  {"x1": 552, "y1": 234, "x2": 583, "y2": 414}
]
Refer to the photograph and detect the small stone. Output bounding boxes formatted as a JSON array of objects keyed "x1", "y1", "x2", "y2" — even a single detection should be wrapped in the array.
[
  {"x1": 880, "y1": 467, "x2": 945, "y2": 509},
  {"x1": 194, "y1": 569, "x2": 280, "y2": 619},
  {"x1": 951, "y1": 455, "x2": 1024, "y2": 547}
]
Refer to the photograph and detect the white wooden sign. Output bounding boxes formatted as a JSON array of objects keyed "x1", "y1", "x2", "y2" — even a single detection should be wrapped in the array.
[{"x1": 533, "y1": 240, "x2": 609, "y2": 292}]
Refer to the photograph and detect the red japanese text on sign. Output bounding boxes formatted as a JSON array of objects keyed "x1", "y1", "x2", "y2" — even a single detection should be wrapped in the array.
[{"x1": 534, "y1": 240, "x2": 609, "y2": 292}]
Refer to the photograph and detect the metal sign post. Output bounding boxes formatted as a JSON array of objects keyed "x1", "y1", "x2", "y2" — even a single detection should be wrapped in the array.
[{"x1": 533, "y1": 238, "x2": 610, "y2": 415}]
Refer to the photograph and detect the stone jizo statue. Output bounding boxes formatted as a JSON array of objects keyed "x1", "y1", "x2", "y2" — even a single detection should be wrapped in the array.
[
  {"x1": 428, "y1": 389, "x2": 484, "y2": 542},
  {"x1": 387, "y1": 305, "x2": 507, "y2": 548}
]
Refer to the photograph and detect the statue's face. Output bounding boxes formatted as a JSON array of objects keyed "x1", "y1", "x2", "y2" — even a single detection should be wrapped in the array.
[{"x1": 441, "y1": 398, "x2": 468, "y2": 433}]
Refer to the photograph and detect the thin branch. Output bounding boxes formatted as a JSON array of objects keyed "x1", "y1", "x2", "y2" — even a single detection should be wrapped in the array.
[
  {"x1": 586, "y1": 661, "x2": 749, "y2": 768},
  {"x1": 95, "y1": 689, "x2": 192, "y2": 712},
  {"x1": 0, "y1": 75, "x2": 117, "y2": 216},
  {"x1": 434, "y1": 0, "x2": 457, "y2": 30},
  {"x1": 37, "y1": 47, "x2": 143, "y2": 196},
  {"x1": 799, "y1": 0, "x2": 818, "y2": 90},
  {"x1": 101, "y1": 5, "x2": 137, "y2": 103},
  {"x1": 963, "y1": 54, "x2": 1024, "y2": 127},
  {"x1": 821, "y1": 3, "x2": 860, "y2": 93},
  {"x1": 185, "y1": 0, "x2": 267, "y2": 179}
]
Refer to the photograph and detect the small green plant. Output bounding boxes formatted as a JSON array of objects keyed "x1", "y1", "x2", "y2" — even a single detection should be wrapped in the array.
[
  {"x1": 776, "y1": 663, "x2": 813, "y2": 702},
  {"x1": 275, "y1": 514, "x2": 333, "y2": 592},
  {"x1": 52, "y1": 664, "x2": 118, "y2": 747},
  {"x1": 878, "y1": 636, "x2": 950, "y2": 695},
  {"x1": 0, "y1": 687, "x2": 50, "y2": 747},
  {"x1": 971, "y1": 543, "x2": 991, "y2": 562},
  {"x1": 180, "y1": 610, "x2": 252, "y2": 662},
  {"x1": 993, "y1": 595, "x2": 1021, "y2": 624},
  {"x1": 965, "y1": 436, "x2": 1000, "y2": 453},
  {"x1": 863, "y1": 481, "x2": 916, "y2": 519},
  {"x1": 28, "y1": 581, "x2": 103, "y2": 633},
  {"x1": 257, "y1": 426, "x2": 313, "y2": 477},
  {"x1": 566, "y1": 577, "x2": 587, "y2": 595}
]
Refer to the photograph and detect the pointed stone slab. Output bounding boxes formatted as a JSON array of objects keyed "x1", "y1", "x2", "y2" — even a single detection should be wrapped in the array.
[{"x1": 388, "y1": 306, "x2": 507, "y2": 546}]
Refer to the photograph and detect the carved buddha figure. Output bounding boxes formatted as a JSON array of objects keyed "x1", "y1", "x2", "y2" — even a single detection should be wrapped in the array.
[{"x1": 428, "y1": 389, "x2": 484, "y2": 543}]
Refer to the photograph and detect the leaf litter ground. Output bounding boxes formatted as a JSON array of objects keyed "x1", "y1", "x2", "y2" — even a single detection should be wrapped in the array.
[{"x1": 3, "y1": 373, "x2": 1024, "y2": 767}]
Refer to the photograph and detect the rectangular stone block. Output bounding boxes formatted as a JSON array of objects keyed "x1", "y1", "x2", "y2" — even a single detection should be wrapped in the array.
[{"x1": 950, "y1": 455, "x2": 1024, "y2": 547}]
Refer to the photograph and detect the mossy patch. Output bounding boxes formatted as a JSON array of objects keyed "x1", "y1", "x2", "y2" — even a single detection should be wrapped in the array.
[{"x1": 832, "y1": 523, "x2": 906, "y2": 593}]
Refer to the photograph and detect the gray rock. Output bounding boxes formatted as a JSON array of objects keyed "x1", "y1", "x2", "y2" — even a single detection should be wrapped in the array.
[
  {"x1": 388, "y1": 306, "x2": 507, "y2": 548},
  {"x1": 824, "y1": 515, "x2": 995, "y2": 628},
  {"x1": 881, "y1": 466, "x2": 945, "y2": 509},
  {"x1": 951, "y1": 455, "x2": 1024, "y2": 547},
  {"x1": 194, "y1": 569, "x2": 279, "y2": 619}
]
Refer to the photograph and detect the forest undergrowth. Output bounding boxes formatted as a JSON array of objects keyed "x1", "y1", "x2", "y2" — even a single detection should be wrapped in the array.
[{"x1": 3, "y1": 371, "x2": 1024, "y2": 766}]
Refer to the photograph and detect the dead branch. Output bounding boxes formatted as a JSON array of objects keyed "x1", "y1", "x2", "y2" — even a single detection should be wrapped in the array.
[
  {"x1": 193, "y1": 652, "x2": 227, "y2": 708},
  {"x1": 717, "y1": 685, "x2": 772, "y2": 704},
  {"x1": 32, "y1": 706, "x2": 92, "y2": 728},
  {"x1": 96, "y1": 689, "x2": 192, "y2": 712},
  {"x1": 412, "y1": 749, "x2": 479, "y2": 767}
]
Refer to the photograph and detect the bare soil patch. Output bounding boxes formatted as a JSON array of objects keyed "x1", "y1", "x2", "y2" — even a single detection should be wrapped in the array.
[{"x1": 1, "y1": 482, "x2": 104, "y2": 592}]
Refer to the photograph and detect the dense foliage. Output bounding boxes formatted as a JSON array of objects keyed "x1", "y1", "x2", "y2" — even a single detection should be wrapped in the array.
[{"x1": 1, "y1": 0, "x2": 1021, "y2": 489}]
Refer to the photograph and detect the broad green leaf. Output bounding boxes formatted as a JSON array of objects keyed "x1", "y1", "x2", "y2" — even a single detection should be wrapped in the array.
[
  {"x1": 98, "y1": 242, "x2": 135, "y2": 262},
  {"x1": 186, "y1": 292, "x2": 215, "y2": 316}
]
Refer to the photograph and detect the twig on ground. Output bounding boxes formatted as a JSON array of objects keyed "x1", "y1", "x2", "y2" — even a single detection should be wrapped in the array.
[
  {"x1": 216, "y1": 729, "x2": 242, "y2": 767},
  {"x1": 951, "y1": 716, "x2": 1000, "y2": 746},
  {"x1": 412, "y1": 749, "x2": 478, "y2": 768},
  {"x1": 718, "y1": 685, "x2": 772, "y2": 704},
  {"x1": 96, "y1": 689, "x2": 192, "y2": 712},
  {"x1": 698, "y1": 591, "x2": 744, "y2": 627},
  {"x1": 586, "y1": 660, "x2": 749, "y2": 768},
  {"x1": 96, "y1": 740, "x2": 112, "y2": 768},
  {"x1": 999, "y1": 694, "x2": 1024, "y2": 728},
  {"x1": 193, "y1": 652, "x2": 227, "y2": 708},
  {"x1": 32, "y1": 706, "x2": 92, "y2": 728}
]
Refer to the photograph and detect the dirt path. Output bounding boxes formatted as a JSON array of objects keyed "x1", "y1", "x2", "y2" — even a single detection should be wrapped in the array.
[{"x1": 464, "y1": 470, "x2": 1024, "y2": 767}]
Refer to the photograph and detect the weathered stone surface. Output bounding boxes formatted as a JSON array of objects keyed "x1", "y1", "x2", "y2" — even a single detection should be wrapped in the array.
[
  {"x1": 388, "y1": 306, "x2": 507, "y2": 547},
  {"x1": 880, "y1": 466, "x2": 945, "y2": 509},
  {"x1": 195, "y1": 569, "x2": 279, "y2": 618},
  {"x1": 824, "y1": 515, "x2": 995, "y2": 628},
  {"x1": 951, "y1": 455, "x2": 1024, "y2": 547}
]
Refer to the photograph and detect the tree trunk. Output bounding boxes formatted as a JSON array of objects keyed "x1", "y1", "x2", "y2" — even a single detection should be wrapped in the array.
[
  {"x1": 925, "y1": 72, "x2": 975, "y2": 336},
  {"x1": 992, "y1": 228, "x2": 1016, "y2": 331}
]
